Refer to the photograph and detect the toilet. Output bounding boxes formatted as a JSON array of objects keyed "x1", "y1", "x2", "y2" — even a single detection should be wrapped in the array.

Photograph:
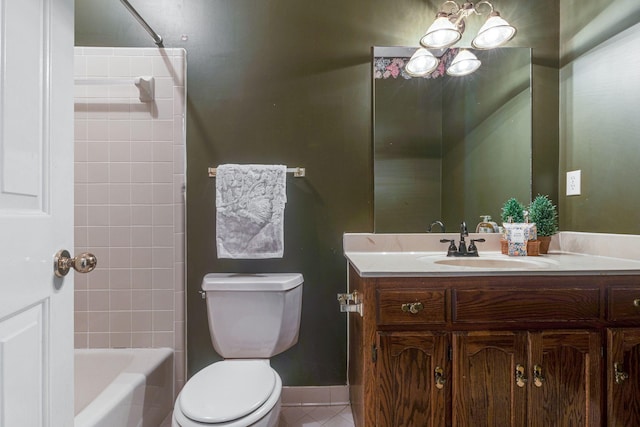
[{"x1": 172, "y1": 273, "x2": 304, "y2": 427}]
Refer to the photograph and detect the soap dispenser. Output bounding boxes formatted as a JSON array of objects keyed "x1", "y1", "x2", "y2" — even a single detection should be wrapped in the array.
[{"x1": 476, "y1": 215, "x2": 498, "y2": 233}]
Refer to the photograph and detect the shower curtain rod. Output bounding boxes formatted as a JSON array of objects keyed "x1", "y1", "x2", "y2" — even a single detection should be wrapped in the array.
[{"x1": 119, "y1": 0, "x2": 163, "y2": 47}]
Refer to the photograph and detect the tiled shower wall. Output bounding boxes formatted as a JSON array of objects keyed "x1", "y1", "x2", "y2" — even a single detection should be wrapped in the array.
[{"x1": 73, "y1": 47, "x2": 186, "y2": 390}]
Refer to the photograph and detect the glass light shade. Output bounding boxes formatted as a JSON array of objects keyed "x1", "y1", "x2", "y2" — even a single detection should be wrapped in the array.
[
  {"x1": 420, "y1": 16, "x2": 462, "y2": 49},
  {"x1": 405, "y1": 48, "x2": 439, "y2": 77},
  {"x1": 446, "y1": 50, "x2": 481, "y2": 76},
  {"x1": 472, "y1": 14, "x2": 517, "y2": 49}
]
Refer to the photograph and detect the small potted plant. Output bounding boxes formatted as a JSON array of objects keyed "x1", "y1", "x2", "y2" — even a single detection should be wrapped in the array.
[
  {"x1": 500, "y1": 198, "x2": 525, "y2": 253},
  {"x1": 501, "y1": 197, "x2": 525, "y2": 223},
  {"x1": 529, "y1": 194, "x2": 558, "y2": 254}
]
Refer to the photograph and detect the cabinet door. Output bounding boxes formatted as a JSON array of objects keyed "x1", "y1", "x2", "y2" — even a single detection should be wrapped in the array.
[
  {"x1": 453, "y1": 331, "x2": 528, "y2": 427},
  {"x1": 528, "y1": 330, "x2": 601, "y2": 427},
  {"x1": 376, "y1": 331, "x2": 449, "y2": 427},
  {"x1": 607, "y1": 328, "x2": 640, "y2": 427}
]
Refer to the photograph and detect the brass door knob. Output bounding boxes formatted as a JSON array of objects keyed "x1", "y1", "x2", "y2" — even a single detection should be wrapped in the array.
[{"x1": 54, "y1": 249, "x2": 97, "y2": 277}]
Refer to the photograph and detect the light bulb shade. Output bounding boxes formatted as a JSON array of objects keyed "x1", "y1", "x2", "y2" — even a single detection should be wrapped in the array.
[
  {"x1": 472, "y1": 14, "x2": 517, "y2": 49},
  {"x1": 405, "y1": 48, "x2": 439, "y2": 77},
  {"x1": 420, "y1": 16, "x2": 462, "y2": 49},
  {"x1": 447, "y1": 50, "x2": 481, "y2": 76}
]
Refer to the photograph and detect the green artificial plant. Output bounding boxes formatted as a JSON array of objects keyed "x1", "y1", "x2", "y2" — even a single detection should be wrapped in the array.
[
  {"x1": 501, "y1": 197, "x2": 525, "y2": 223},
  {"x1": 529, "y1": 194, "x2": 558, "y2": 237}
]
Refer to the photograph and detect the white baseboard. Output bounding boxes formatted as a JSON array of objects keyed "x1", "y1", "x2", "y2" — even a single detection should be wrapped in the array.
[{"x1": 281, "y1": 385, "x2": 350, "y2": 407}]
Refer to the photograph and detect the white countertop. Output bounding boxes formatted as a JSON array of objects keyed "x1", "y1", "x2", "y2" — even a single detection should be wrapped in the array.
[{"x1": 344, "y1": 233, "x2": 640, "y2": 277}]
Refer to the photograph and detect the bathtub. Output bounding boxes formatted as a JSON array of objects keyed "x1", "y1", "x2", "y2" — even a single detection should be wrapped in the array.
[{"x1": 74, "y1": 348, "x2": 174, "y2": 427}]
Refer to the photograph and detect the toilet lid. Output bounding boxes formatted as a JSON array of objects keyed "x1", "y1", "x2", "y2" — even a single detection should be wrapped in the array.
[{"x1": 179, "y1": 360, "x2": 277, "y2": 424}]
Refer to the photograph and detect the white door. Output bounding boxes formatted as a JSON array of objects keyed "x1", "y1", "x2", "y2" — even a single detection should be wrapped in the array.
[{"x1": 0, "y1": 0, "x2": 75, "y2": 426}]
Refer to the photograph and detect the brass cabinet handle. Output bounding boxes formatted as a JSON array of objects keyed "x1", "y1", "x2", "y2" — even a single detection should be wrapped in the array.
[
  {"x1": 401, "y1": 302, "x2": 424, "y2": 314},
  {"x1": 533, "y1": 364, "x2": 545, "y2": 387},
  {"x1": 614, "y1": 362, "x2": 629, "y2": 384},
  {"x1": 515, "y1": 364, "x2": 527, "y2": 388},
  {"x1": 434, "y1": 366, "x2": 446, "y2": 390},
  {"x1": 634, "y1": 299, "x2": 640, "y2": 307}
]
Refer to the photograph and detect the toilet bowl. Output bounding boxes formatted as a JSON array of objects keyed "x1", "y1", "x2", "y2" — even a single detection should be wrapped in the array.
[
  {"x1": 172, "y1": 360, "x2": 282, "y2": 427},
  {"x1": 173, "y1": 273, "x2": 303, "y2": 427}
]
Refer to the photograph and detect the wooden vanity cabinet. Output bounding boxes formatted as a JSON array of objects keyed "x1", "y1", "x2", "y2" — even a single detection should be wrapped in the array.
[{"x1": 348, "y1": 267, "x2": 640, "y2": 427}]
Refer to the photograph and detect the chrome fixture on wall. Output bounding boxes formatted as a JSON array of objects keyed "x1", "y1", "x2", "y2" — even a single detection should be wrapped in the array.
[
  {"x1": 406, "y1": 1, "x2": 516, "y2": 77},
  {"x1": 119, "y1": 0, "x2": 163, "y2": 46}
]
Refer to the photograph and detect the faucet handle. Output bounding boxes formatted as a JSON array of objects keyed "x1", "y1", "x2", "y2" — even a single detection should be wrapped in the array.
[
  {"x1": 440, "y1": 239, "x2": 457, "y2": 256},
  {"x1": 468, "y1": 238, "x2": 486, "y2": 255}
]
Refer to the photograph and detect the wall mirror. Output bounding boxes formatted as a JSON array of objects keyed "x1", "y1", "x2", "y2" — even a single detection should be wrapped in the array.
[{"x1": 373, "y1": 46, "x2": 532, "y2": 233}]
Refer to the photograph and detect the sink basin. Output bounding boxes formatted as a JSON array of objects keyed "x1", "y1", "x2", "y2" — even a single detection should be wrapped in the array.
[{"x1": 423, "y1": 256, "x2": 556, "y2": 269}]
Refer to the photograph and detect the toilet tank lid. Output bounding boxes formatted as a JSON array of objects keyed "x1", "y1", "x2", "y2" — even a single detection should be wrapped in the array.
[{"x1": 202, "y1": 273, "x2": 303, "y2": 291}]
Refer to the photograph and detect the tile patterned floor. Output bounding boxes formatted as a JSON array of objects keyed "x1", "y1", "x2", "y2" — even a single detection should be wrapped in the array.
[{"x1": 279, "y1": 405, "x2": 355, "y2": 427}]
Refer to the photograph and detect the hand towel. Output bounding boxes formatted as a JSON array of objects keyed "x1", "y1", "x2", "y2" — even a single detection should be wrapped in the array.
[{"x1": 215, "y1": 164, "x2": 287, "y2": 258}]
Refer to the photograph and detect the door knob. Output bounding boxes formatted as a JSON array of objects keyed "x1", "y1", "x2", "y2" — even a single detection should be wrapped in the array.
[{"x1": 54, "y1": 249, "x2": 97, "y2": 277}]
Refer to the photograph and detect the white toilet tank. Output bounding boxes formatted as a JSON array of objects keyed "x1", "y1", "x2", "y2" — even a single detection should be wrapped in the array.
[{"x1": 201, "y1": 273, "x2": 303, "y2": 358}]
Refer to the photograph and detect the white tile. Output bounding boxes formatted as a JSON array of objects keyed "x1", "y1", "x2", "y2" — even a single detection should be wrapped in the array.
[
  {"x1": 109, "y1": 141, "x2": 131, "y2": 162},
  {"x1": 87, "y1": 120, "x2": 109, "y2": 140},
  {"x1": 152, "y1": 120, "x2": 174, "y2": 141},
  {"x1": 109, "y1": 56, "x2": 131, "y2": 78},
  {"x1": 154, "y1": 99, "x2": 174, "y2": 120},
  {"x1": 153, "y1": 163, "x2": 173, "y2": 183},
  {"x1": 86, "y1": 56, "x2": 109, "y2": 77},
  {"x1": 131, "y1": 56, "x2": 153, "y2": 76},
  {"x1": 131, "y1": 142, "x2": 154, "y2": 162},
  {"x1": 153, "y1": 205, "x2": 174, "y2": 226},
  {"x1": 87, "y1": 141, "x2": 109, "y2": 162},
  {"x1": 87, "y1": 184, "x2": 109, "y2": 205},
  {"x1": 109, "y1": 184, "x2": 131, "y2": 204},
  {"x1": 131, "y1": 247, "x2": 152, "y2": 268},
  {"x1": 132, "y1": 226, "x2": 153, "y2": 247},
  {"x1": 153, "y1": 183, "x2": 173, "y2": 204},
  {"x1": 87, "y1": 226, "x2": 109, "y2": 247},
  {"x1": 131, "y1": 162, "x2": 153, "y2": 183},
  {"x1": 153, "y1": 142, "x2": 173, "y2": 162},
  {"x1": 110, "y1": 247, "x2": 132, "y2": 268},
  {"x1": 110, "y1": 163, "x2": 131, "y2": 183},
  {"x1": 154, "y1": 77, "x2": 175, "y2": 99},
  {"x1": 131, "y1": 120, "x2": 153, "y2": 141},
  {"x1": 152, "y1": 56, "x2": 173, "y2": 77},
  {"x1": 108, "y1": 120, "x2": 131, "y2": 141},
  {"x1": 131, "y1": 184, "x2": 154, "y2": 204},
  {"x1": 87, "y1": 163, "x2": 109, "y2": 183}
]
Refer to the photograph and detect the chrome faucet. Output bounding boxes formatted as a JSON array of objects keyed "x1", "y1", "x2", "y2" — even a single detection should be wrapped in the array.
[
  {"x1": 440, "y1": 221, "x2": 485, "y2": 257},
  {"x1": 428, "y1": 220, "x2": 446, "y2": 233}
]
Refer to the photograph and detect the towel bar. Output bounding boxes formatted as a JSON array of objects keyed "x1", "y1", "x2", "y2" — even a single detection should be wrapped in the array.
[{"x1": 208, "y1": 166, "x2": 305, "y2": 178}]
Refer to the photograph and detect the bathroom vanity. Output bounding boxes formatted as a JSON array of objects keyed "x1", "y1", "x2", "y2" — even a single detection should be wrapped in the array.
[{"x1": 343, "y1": 233, "x2": 640, "y2": 427}]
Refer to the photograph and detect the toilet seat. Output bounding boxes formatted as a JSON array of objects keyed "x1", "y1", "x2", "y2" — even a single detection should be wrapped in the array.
[{"x1": 174, "y1": 360, "x2": 282, "y2": 427}]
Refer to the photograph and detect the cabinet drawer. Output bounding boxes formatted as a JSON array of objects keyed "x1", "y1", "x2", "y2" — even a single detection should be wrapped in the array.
[
  {"x1": 453, "y1": 288, "x2": 600, "y2": 323},
  {"x1": 377, "y1": 289, "x2": 446, "y2": 325},
  {"x1": 608, "y1": 287, "x2": 640, "y2": 321}
]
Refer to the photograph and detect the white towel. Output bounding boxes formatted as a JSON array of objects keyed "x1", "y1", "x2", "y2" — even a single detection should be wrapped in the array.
[{"x1": 215, "y1": 164, "x2": 287, "y2": 258}]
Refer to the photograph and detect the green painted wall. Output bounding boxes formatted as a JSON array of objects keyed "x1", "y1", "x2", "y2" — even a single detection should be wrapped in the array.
[
  {"x1": 76, "y1": 0, "x2": 560, "y2": 385},
  {"x1": 559, "y1": 0, "x2": 640, "y2": 234}
]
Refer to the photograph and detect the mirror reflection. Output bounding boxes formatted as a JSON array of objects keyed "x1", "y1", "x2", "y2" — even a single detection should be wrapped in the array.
[{"x1": 373, "y1": 46, "x2": 532, "y2": 233}]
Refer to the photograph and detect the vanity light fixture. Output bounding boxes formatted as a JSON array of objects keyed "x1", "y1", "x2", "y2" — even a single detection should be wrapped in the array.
[
  {"x1": 405, "y1": 48, "x2": 439, "y2": 77},
  {"x1": 418, "y1": 0, "x2": 516, "y2": 77},
  {"x1": 421, "y1": 1, "x2": 516, "y2": 51}
]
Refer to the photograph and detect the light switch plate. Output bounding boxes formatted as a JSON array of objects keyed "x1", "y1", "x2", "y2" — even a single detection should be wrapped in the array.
[{"x1": 566, "y1": 170, "x2": 581, "y2": 196}]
